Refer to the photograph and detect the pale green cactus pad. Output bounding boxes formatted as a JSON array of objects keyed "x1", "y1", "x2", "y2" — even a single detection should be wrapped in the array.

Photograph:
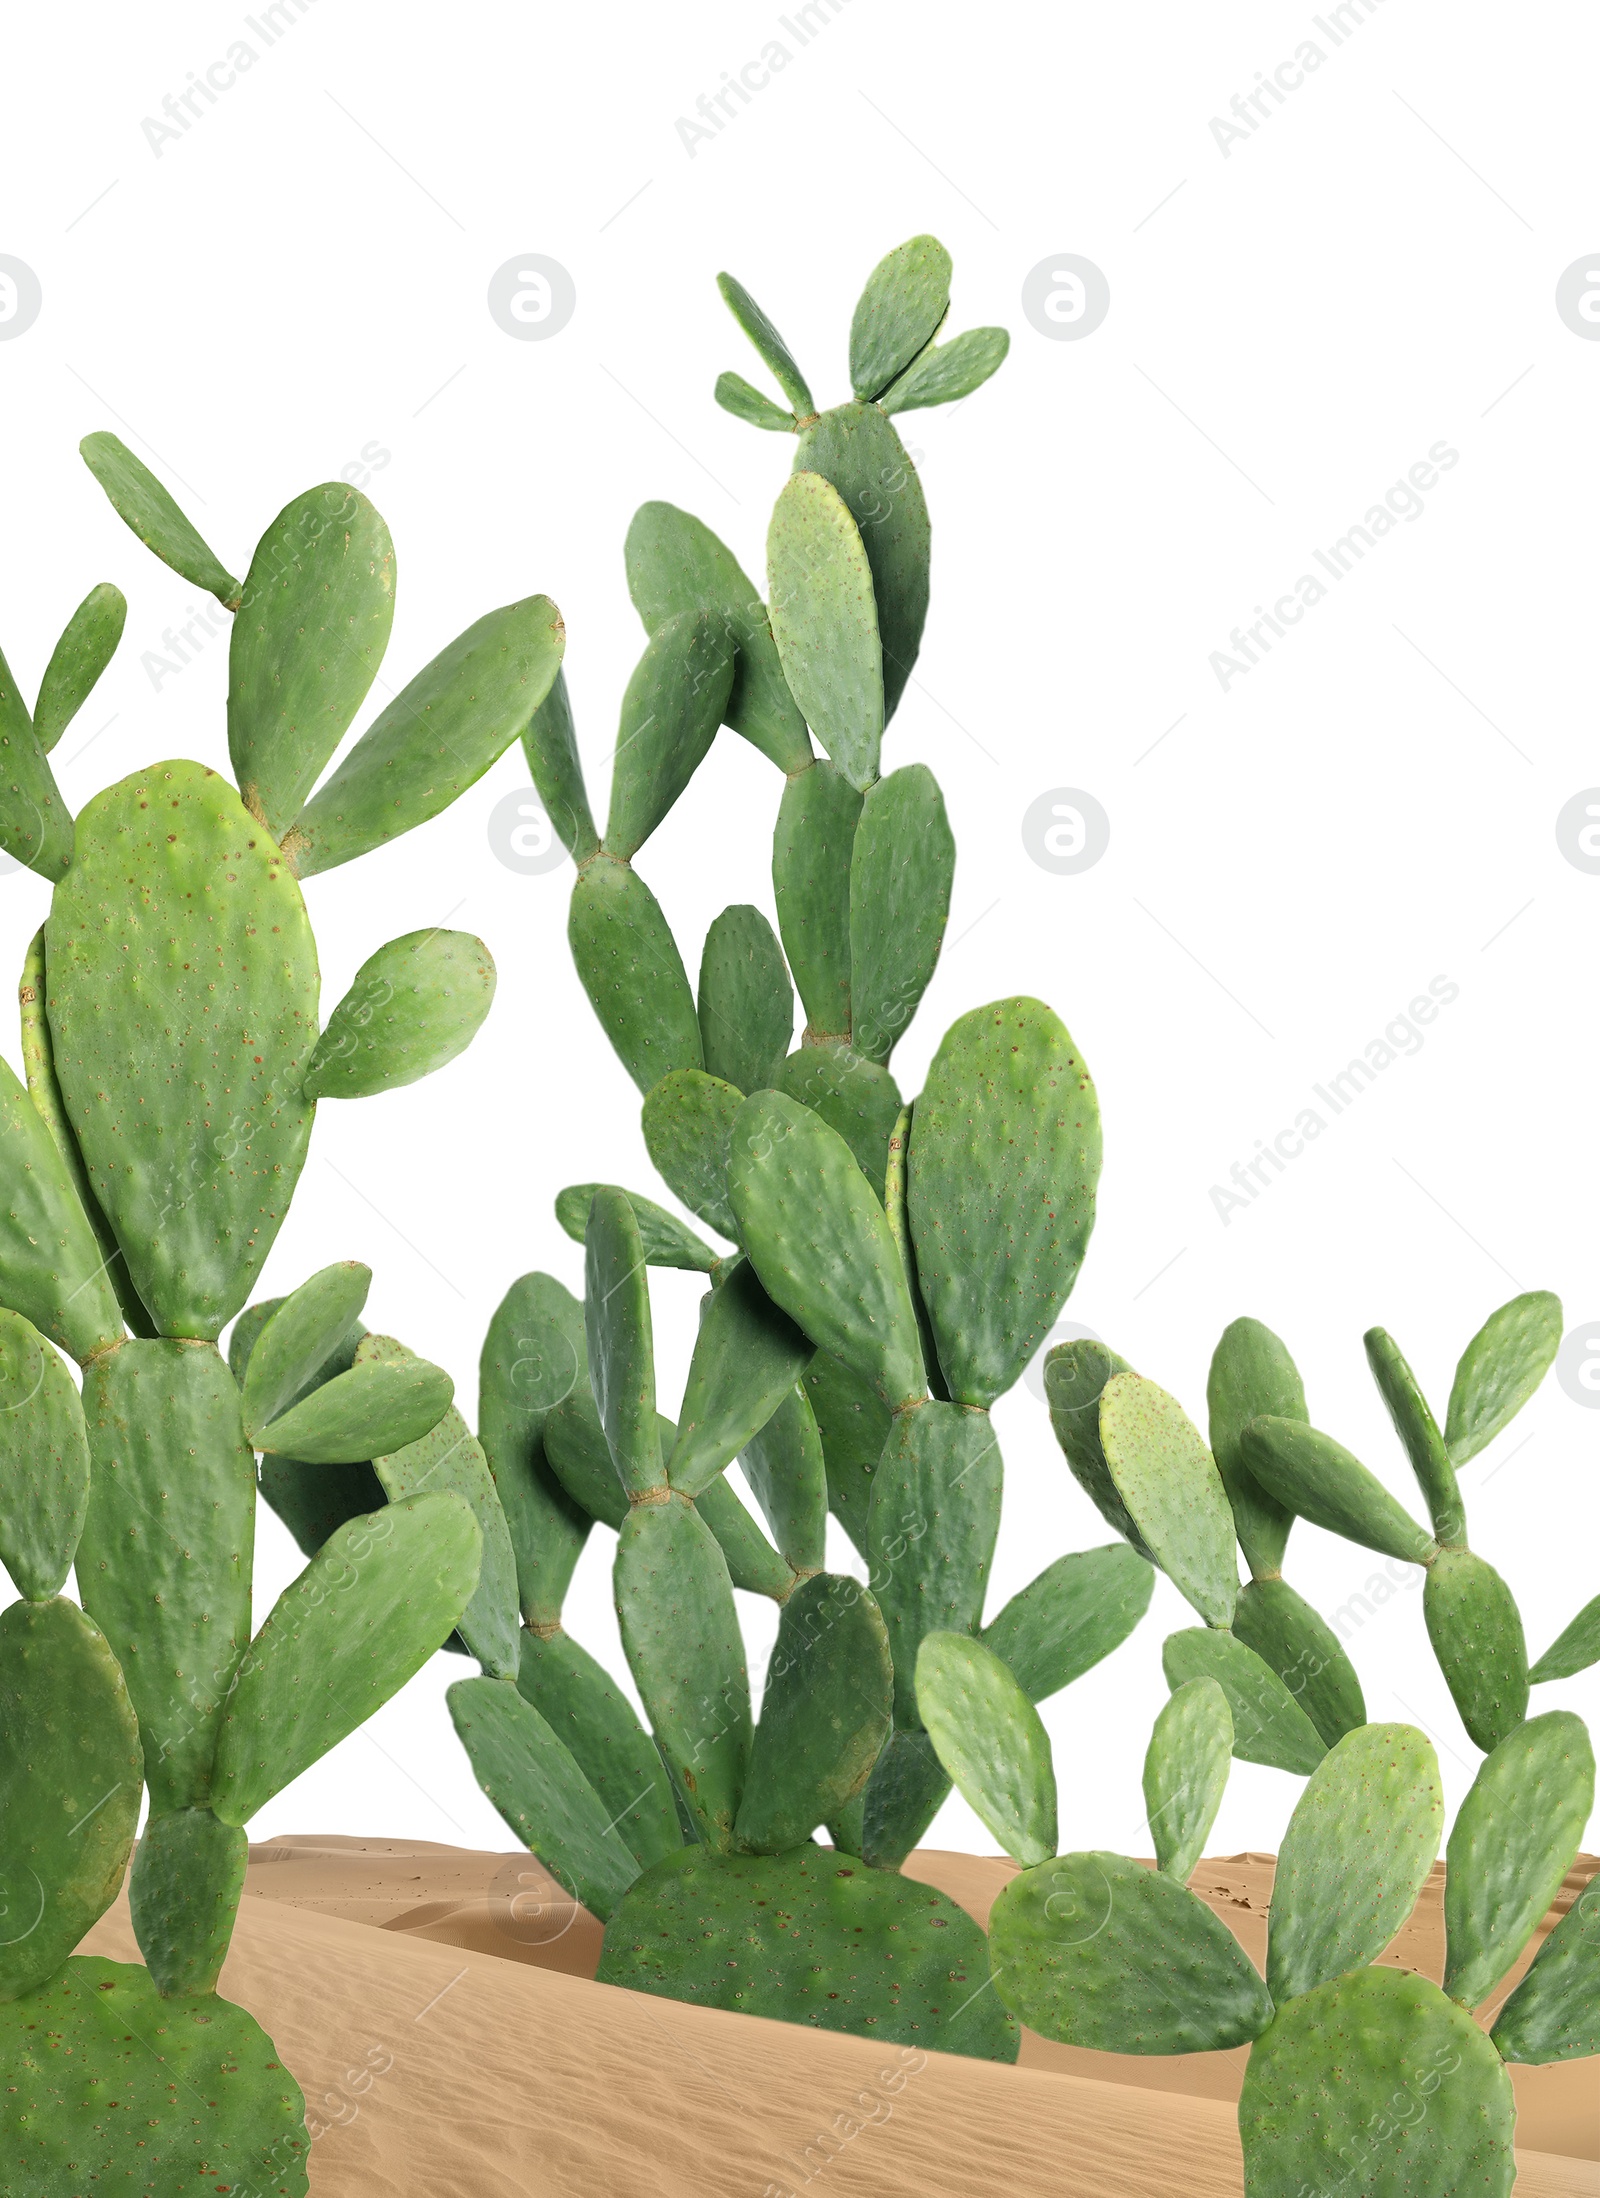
[
  {"x1": 735, "y1": 1574, "x2": 892, "y2": 1852},
  {"x1": 848, "y1": 764, "x2": 955, "y2": 1066},
  {"x1": 767, "y1": 470, "x2": 883, "y2": 793},
  {"x1": 556, "y1": 1182, "x2": 718, "y2": 1273},
  {"x1": 794, "y1": 403, "x2": 929, "y2": 725},
  {"x1": 521, "y1": 668, "x2": 598, "y2": 859},
  {"x1": 240, "y1": 1262, "x2": 371, "y2": 1434},
  {"x1": 915, "y1": 1631, "x2": 1056, "y2": 1866},
  {"x1": 0, "y1": 645, "x2": 72, "y2": 881},
  {"x1": 33, "y1": 582, "x2": 126, "y2": 752},
  {"x1": 696, "y1": 903, "x2": 794, "y2": 1094},
  {"x1": 1043, "y1": 1338, "x2": 1150, "y2": 1558},
  {"x1": 771, "y1": 760, "x2": 860, "y2": 1039},
  {"x1": 128, "y1": 1808, "x2": 248, "y2": 1998},
  {"x1": 570, "y1": 858, "x2": 703, "y2": 1092},
  {"x1": 716, "y1": 270, "x2": 814, "y2": 415},
  {"x1": 665, "y1": 1259, "x2": 809, "y2": 1498},
  {"x1": 849, "y1": 234, "x2": 952, "y2": 402},
  {"x1": 1365, "y1": 1326, "x2": 1465, "y2": 1545},
  {"x1": 1162, "y1": 1627, "x2": 1327, "y2": 1775},
  {"x1": 584, "y1": 1189, "x2": 661, "y2": 1498},
  {"x1": 775, "y1": 1039, "x2": 902, "y2": 1199},
  {"x1": 1206, "y1": 1316, "x2": 1302, "y2": 1576},
  {"x1": 1445, "y1": 1289, "x2": 1563, "y2": 1463},
  {"x1": 867, "y1": 1402, "x2": 1001, "y2": 1726},
  {"x1": 640, "y1": 1068, "x2": 742, "y2": 1239},
  {"x1": 1099, "y1": 1372, "x2": 1238, "y2": 1627},
  {"x1": 880, "y1": 327, "x2": 1009, "y2": 414},
  {"x1": 79, "y1": 432, "x2": 240, "y2": 605},
  {"x1": 1143, "y1": 1677, "x2": 1232, "y2": 1884},
  {"x1": 1491, "y1": 1878, "x2": 1600, "y2": 2063},
  {"x1": 0, "y1": 1049, "x2": 126, "y2": 1364},
  {"x1": 478, "y1": 1271, "x2": 592, "y2": 1627},
  {"x1": 738, "y1": 1384, "x2": 827, "y2": 1571},
  {"x1": 605, "y1": 611, "x2": 734, "y2": 859},
  {"x1": 1231, "y1": 1577, "x2": 1366, "y2": 1747},
  {"x1": 1241, "y1": 1416, "x2": 1436, "y2": 1566},
  {"x1": 1423, "y1": 1547, "x2": 1529, "y2": 1751},
  {"x1": 0, "y1": 1306, "x2": 89, "y2": 1600},
  {"x1": 979, "y1": 1544, "x2": 1154, "y2": 1702},
  {"x1": 302, "y1": 929, "x2": 495, "y2": 1099},
  {"x1": 514, "y1": 1625, "x2": 680, "y2": 1870},
  {"x1": 1531, "y1": 1592, "x2": 1600, "y2": 1683}
]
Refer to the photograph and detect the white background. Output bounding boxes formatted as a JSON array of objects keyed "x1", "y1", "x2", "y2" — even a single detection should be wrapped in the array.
[{"x1": 0, "y1": 0, "x2": 1594, "y2": 1860}]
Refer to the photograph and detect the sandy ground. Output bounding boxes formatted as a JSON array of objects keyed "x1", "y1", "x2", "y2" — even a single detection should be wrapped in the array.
[{"x1": 80, "y1": 1838, "x2": 1598, "y2": 2197}]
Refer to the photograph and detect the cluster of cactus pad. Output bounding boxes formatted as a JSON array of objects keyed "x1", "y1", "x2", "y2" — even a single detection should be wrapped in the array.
[{"x1": 0, "y1": 441, "x2": 565, "y2": 2187}]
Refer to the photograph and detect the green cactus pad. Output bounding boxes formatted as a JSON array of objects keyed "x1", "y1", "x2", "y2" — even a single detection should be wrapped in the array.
[
  {"x1": 0, "y1": 1052, "x2": 124, "y2": 1361},
  {"x1": 34, "y1": 581, "x2": 126, "y2": 751},
  {"x1": 556, "y1": 1181, "x2": 718, "y2": 1272},
  {"x1": 77, "y1": 1341, "x2": 255, "y2": 1811},
  {"x1": 570, "y1": 856, "x2": 704, "y2": 1093},
  {"x1": 1531, "y1": 1591, "x2": 1600, "y2": 1682},
  {"x1": 795, "y1": 405, "x2": 930, "y2": 725},
  {"x1": 640, "y1": 1067, "x2": 741, "y2": 1239},
  {"x1": 696, "y1": 1471, "x2": 795, "y2": 1599},
  {"x1": 1364, "y1": 1326, "x2": 1465, "y2": 1546},
  {"x1": 1443, "y1": 1710, "x2": 1594, "y2": 2008},
  {"x1": 804, "y1": 1349, "x2": 890, "y2": 1556},
  {"x1": 1266, "y1": 1723, "x2": 1442, "y2": 2003},
  {"x1": 735, "y1": 1575, "x2": 893, "y2": 1852},
  {"x1": 0, "y1": 644, "x2": 72, "y2": 880},
  {"x1": 302, "y1": 928, "x2": 495, "y2": 1099},
  {"x1": 287, "y1": 593, "x2": 565, "y2": 875},
  {"x1": 614, "y1": 1495, "x2": 750, "y2": 1848},
  {"x1": 1239, "y1": 1965, "x2": 1513, "y2": 2198},
  {"x1": 697, "y1": 903, "x2": 793, "y2": 1094},
  {"x1": 1240, "y1": 1416, "x2": 1437, "y2": 1566},
  {"x1": 253, "y1": 1351, "x2": 453, "y2": 1463},
  {"x1": 1492, "y1": 1878, "x2": 1600, "y2": 2063},
  {"x1": 584, "y1": 1188, "x2": 662, "y2": 1498},
  {"x1": 625, "y1": 503, "x2": 810, "y2": 772},
  {"x1": 767, "y1": 470, "x2": 884, "y2": 794},
  {"x1": 1231, "y1": 1577, "x2": 1366, "y2": 1747},
  {"x1": 772, "y1": 759, "x2": 861, "y2": 1041},
  {"x1": 240, "y1": 1261, "x2": 371, "y2": 1435},
  {"x1": 0, "y1": 1596, "x2": 142, "y2": 2001},
  {"x1": 79, "y1": 431, "x2": 240, "y2": 605},
  {"x1": 738, "y1": 1382, "x2": 827, "y2": 1572},
  {"x1": 916, "y1": 1630, "x2": 1057, "y2": 1866},
  {"x1": 980, "y1": 1544, "x2": 1155, "y2": 1703},
  {"x1": 849, "y1": 1725, "x2": 952, "y2": 1867},
  {"x1": 908, "y1": 998, "x2": 1101, "y2": 1410},
  {"x1": 600, "y1": 1843, "x2": 1017, "y2": 2060},
  {"x1": 448, "y1": 1674, "x2": 640, "y2": 1921},
  {"x1": 1099, "y1": 1373, "x2": 1239, "y2": 1628},
  {"x1": 128, "y1": 1807, "x2": 247, "y2": 1997},
  {"x1": 228, "y1": 482, "x2": 395, "y2": 833},
  {"x1": 520, "y1": 666, "x2": 597, "y2": 859},
  {"x1": 515, "y1": 1624, "x2": 680, "y2": 1870},
  {"x1": 714, "y1": 371, "x2": 797, "y2": 433},
  {"x1": 884, "y1": 1099, "x2": 944, "y2": 1395},
  {"x1": 1144, "y1": 1677, "x2": 1233, "y2": 1883},
  {"x1": 715, "y1": 271, "x2": 814, "y2": 416},
  {"x1": 775, "y1": 1040, "x2": 902, "y2": 1200},
  {"x1": 544, "y1": 1389, "x2": 627, "y2": 1528},
  {"x1": 479, "y1": 1271, "x2": 592, "y2": 1626},
  {"x1": 604, "y1": 610, "x2": 734, "y2": 859},
  {"x1": 1445, "y1": 1289, "x2": 1563, "y2": 1463},
  {"x1": 48, "y1": 760, "x2": 318, "y2": 1337},
  {"x1": 666, "y1": 1261, "x2": 810, "y2": 1497},
  {"x1": 847, "y1": 764, "x2": 954, "y2": 1066},
  {"x1": 990, "y1": 1850, "x2": 1274, "y2": 2052},
  {"x1": 1423, "y1": 1547, "x2": 1528, "y2": 1751},
  {"x1": 0, "y1": 1307, "x2": 89, "y2": 1600},
  {"x1": 849, "y1": 235, "x2": 952, "y2": 402},
  {"x1": 867, "y1": 1401, "x2": 1002, "y2": 1726},
  {"x1": 1043, "y1": 1339, "x2": 1152, "y2": 1558},
  {"x1": 0, "y1": 1955, "x2": 309, "y2": 2195},
  {"x1": 880, "y1": 327, "x2": 1010, "y2": 414},
  {"x1": 1206, "y1": 1317, "x2": 1302, "y2": 1577},
  {"x1": 258, "y1": 1455, "x2": 386, "y2": 1558},
  {"x1": 730, "y1": 1088, "x2": 924, "y2": 1408},
  {"x1": 210, "y1": 1491, "x2": 480, "y2": 1824},
  {"x1": 1162, "y1": 1627, "x2": 1327, "y2": 1775}
]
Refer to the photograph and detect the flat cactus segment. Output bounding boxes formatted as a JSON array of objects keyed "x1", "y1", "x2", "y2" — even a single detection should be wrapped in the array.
[
  {"x1": 0, "y1": 641, "x2": 72, "y2": 879},
  {"x1": 302, "y1": 928, "x2": 495, "y2": 1098},
  {"x1": 697, "y1": 902, "x2": 793, "y2": 1094},
  {"x1": 980, "y1": 1544, "x2": 1155, "y2": 1703},
  {"x1": 1043, "y1": 1338, "x2": 1152, "y2": 1559},
  {"x1": 879, "y1": 326, "x2": 1010, "y2": 414},
  {"x1": 240, "y1": 1260, "x2": 371, "y2": 1435},
  {"x1": 767, "y1": 470, "x2": 884, "y2": 793},
  {"x1": 79, "y1": 431, "x2": 240, "y2": 605},
  {"x1": 1266, "y1": 1723, "x2": 1442, "y2": 2003},
  {"x1": 0, "y1": 1050, "x2": 134, "y2": 1359},
  {"x1": 47, "y1": 760, "x2": 318, "y2": 1338},
  {"x1": 729, "y1": 1088, "x2": 924, "y2": 1408},
  {"x1": 848, "y1": 764, "x2": 954, "y2": 1066},
  {"x1": 288, "y1": 592, "x2": 565, "y2": 874},
  {"x1": 570, "y1": 856, "x2": 703, "y2": 1093},
  {"x1": 228, "y1": 482, "x2": 394, "y2": 833},
  {"x1": 884, "y1": 1099, "x2": 943, "y2": 1395},
  {"x1": 1364, "y1": 1326, "x2": 1464, "y2": 1544},
  {"x1": 1445, "y1": 1290, "x2": 1563, "y2": 1466},
  {"x1": 909, "y1": 998, "x2": 1101, "y2": 1410},
  {"x1": 515, "y1": 1625, "x2": 680, "y2": 1870},
  {"x1": 584, "y1": 1188, "x2": 661, "y2": 1498},
  {"x1": 1531, "y1": 1591, "x2": 1600, "y2": 1682},
  {"x1": 867, "y1": 1401, "x2": 1002, "y2": 1727},
  {"x1": 544, "y1": 1388, "x2": 627, "y2": 1529},
  {"x1": 521, "y1": 666, "x2": 598, "y2": 859},
  {"x1": 33, "y1": 581, "x2": 126, "y2": 750},
  {"x1": 1162, "y1": 1628, "x2": 1327, "y2": 1776},
  {"x1": 772, "y1": 760, "x2": 861, "y2": 1040},
  {"x1": 0, "y1": 1597, "x2": 142, "y2": 2001},
  {"x1": 1143, "y1": 1677, "x2": 1232, "y2": 1883},
  {"x1": 641, "y1": 1067, "x2": 742, "y2": 1239},
  {"x1": 775, "y1": 1039, "x2": 902, "y2": 1199},
  {"x1": 916, "y1": 1630, "x2": 1057, "y2": 1866},
  {"x1": 695, "y1": 1470, "x2": 795, "y2": 1598},
  {"x1": 1099, "y1": 1373, "x2": 1239, "y2": 1628},
  {"x1": 803, "y1": 1348, "x2": 890, "y2": 1556},
  {"x1": 666, "y1": 1260, "x2": 810, "y2": 1497},
  {"x1": 77, "y1": 1341, "x2": 255, "y2": 1812},
  {"x1": 1240, "y1": 1416, "x2": 1437, "y2": 1566},
  {"x1": 556, "y1": 1181, "x2": 718, "y2": 1272},
  {"x1": 1231, "y1": 1577, "x2": 1366, "y2": 1747},
  {"x1": 0, "y1": 1955, "x2": 309, "y2": 2195},
  {"x1": 990, "y1": 1851, "x2": 1274, "y2": 2053},
  {"x1": 129, "y1": 1807, "x2": 247, "y2": 1997},
  {"x1": 0, "y1": 1307, "x2": 89, "y2": 1599},
  {"x1": 614, "y1": 1495, "x2": 750, "y2": 1848},
  {"x1": 850, "y1": 235, "x2": 953, "y2": 401},
  {"x1": 624, "y1": 502, "x2": 810, "y2": 771},
  {"x1": 604, "y1": 609, "x2": 734, "y2": 859},
  {"x1": 1492, "y1": 1878, "x2": 1600, "y2": 2063},
  {"x1": 599, "y1": 1844, "x2": 1017, "y2": 2061},
  {"x1": 1205, "y1": 1316, "x2": 1302, "y2": 1577},
  {"x1": 253, "y1": 1351, "x2": 453, "y2": 1463},
  {"x1": 847, "y1": 1724, "x2": 951, "y2": 1867},
  {"x1": 1443, "y1": 1711, "x2": 1594, "y2": 2008},
  {"x1": 1423, "y1": 1547, "x2": 1528, "y2": 1751},
  {"x1": 738, "y1": 1382, "x2": 827, "y2": 1572},
  {"x1": 210, "y1": 1491, "x2": 481, "y2": 1825},
  {"x1": 714, "y1": 370, "x2": 797, "y2": 432},
  {"x1": 479, "y1": 1272, "x2": 592, "y2": 1626},
  {"x1": 715, "y1": 271, "x2": 814, "y2": 416},
  {"x1": 258, "y1": 1455, "x2": 387, "y2": 1557},
  {"x1": 796, "y1": 404, "x2": 930, "y2": 725},
  {"x1": 735, "y1": 1575, "x2": 893, "y2": 1852},
  {"x1": 448, "y1": 1675, "x2": 640, "y2": 1921}
]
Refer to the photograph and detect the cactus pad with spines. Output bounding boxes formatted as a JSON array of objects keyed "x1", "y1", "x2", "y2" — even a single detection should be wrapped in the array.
[
  {"x1": 979, "y1": 1544, "x2": 1154, "y2": 1702},
  {"x1": 847, "y1": 764, "x2": 955, "y2": 1066},
  {"x1": 867, "y1": 1402, "x2": 1001, "y2": 1727},
  {"x1": 1100, "y1": 1373, "x2": 1239, "y2": 1627},
  {"x1": 128, "y1": 1807, "x2": 248, "y2": 1998},
  {"x1": 79, "y1": 431, "x2": 240, "y2": 604},
  {"x1": 1240, "y1": 1416, "x2": 1437, "y2": 1566},
  {"x1": 33, "y1": 582, "x2": 127, "y2": 751},
  {"x1": 735, "y1": 1574, "x2": 892, "y2": 1852},
  {"x1": 0, "y1": 1307, "x2": 90, "y2": 1600},
  {"x1": 302, "y1": 929, "x2": 495, "y2": 1099},
  {"x1": 570, "y1": 858, "x2": 704, "y2": 1092},
  {"x1": 767, "y1": 470, "x2": 883, "y2": 794},
  {"x1": 849, "y1": 235, "x2": 952, "y2": 403},
  {"x1": 1231, "y1": 1576, "x2": 1365, "y2": 1747},
  {"x1": 604, "y1": 610, "x2": 734, "y2": 860},
  {"x1": 1423, "y1": 1547, "x2": 1529, "y2": 1752},
  {"x1": 513, "y1": 1625, "x2": 680, "y2": 1870},
  {"x1": 793, "y1": 402, "x2": 930, "y2": 725},
  {"x1": 771, "y1": 760, "x2": 861, "y2": 1039},
  {"x1": 0, "y1": 1051, "x2": 125, "y2": 1362},
  {"x1": 478, "y1": 1272, "x2": 592, "y2": 1627},
  {"x1": 1143, "y1": 1677, "x2": 1232, "y2": 1884},
  {"x1": 1445, "y1": 1289, "x2": 1564, "y2": 1463},
  {"x1": 696, "y1": 902, "x2": 793, "y2": 1094},
  {"x1": 521, "y1": 667, "x2": 598, "y2": 859},
  {"x1": 1206, "y1": 1316, "x2": 1301, "y2": 1576},
  {"x1": 665, "y1": 1258, "x2": 810, "y2": 1498},
  {"x1": 914, "y1": 1632, "x2": 1056, "y2": 1866},
  {"x1": 1492, "y1": 1881, "x2": 1600, "y2": 2063},
  {"x1": 1162, "y1": 1626, "x2": 1327, "y2": 1775},
  {"x1": 775, "y1": 1040, "x2": 902, "y2": 1199}
]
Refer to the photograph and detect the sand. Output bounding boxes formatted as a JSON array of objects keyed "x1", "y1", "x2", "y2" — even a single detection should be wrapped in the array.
[{"x1": 79, "y1": 1837, "x2": 1597, "y2": 2197}]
